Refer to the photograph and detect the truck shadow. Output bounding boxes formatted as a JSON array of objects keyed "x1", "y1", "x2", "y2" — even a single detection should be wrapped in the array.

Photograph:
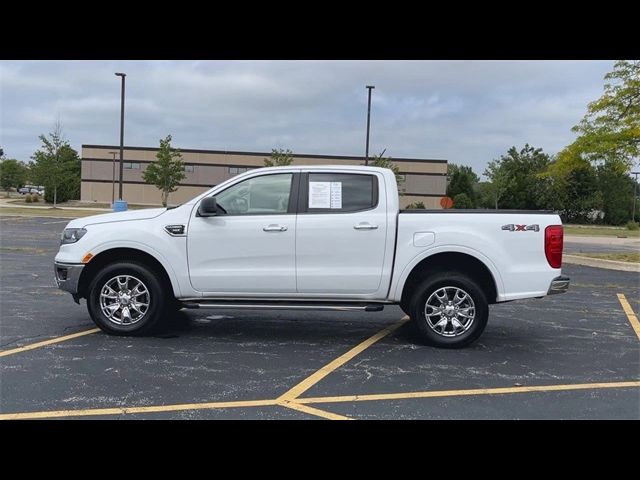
[
  {"x1": 156, "y1": 308, "x2": 532, "y2": 352},
  {"x1": 156, "y1": 309, "x2": 406, "y2": 345}
]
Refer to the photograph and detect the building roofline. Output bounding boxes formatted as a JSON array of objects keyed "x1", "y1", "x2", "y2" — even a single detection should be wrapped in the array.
[{"x1": 81, "y1": 144, "x2": 448, "y2": 164}]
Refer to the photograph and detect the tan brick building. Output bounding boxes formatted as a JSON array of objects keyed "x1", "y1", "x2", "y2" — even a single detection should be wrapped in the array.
[{"x1": 81, "y1": 145, "x2": 447, "y2": 208}]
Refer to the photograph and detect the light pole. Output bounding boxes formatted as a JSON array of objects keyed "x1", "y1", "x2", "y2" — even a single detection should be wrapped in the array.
[
  {"x1": 115, "y1": 72, "x2": 126, "y2": 200},
  {"x1": 632, "y1": 171, "x2": 640, "y2": 223},
  {"x1": 108, "y1": 151, "x2": 118, "y2": 205},
  {"x1": 364, "y1": 85, "x2": 375, "y2": 166}
]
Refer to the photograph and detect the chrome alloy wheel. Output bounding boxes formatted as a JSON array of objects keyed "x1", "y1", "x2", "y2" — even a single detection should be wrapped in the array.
[
  {"x1": 424, "y1": 286, "x2": 476, "y2": 337},
  {"x1": 99, "y1": 275, "x2": 150, "y2": 326}
]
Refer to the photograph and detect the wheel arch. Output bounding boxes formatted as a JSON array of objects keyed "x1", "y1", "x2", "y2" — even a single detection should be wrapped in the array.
[
  {"x1": 398, "y1": 250, "x2": 502, "y2": 309},
  {"x1": 77, "y1": 246, "x2": 180, "y2": 299}
]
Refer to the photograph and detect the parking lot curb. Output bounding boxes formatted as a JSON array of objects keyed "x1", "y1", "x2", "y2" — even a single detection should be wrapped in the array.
[{"x1": 564, "y1": 254, "x2": 640, "y2": 273}]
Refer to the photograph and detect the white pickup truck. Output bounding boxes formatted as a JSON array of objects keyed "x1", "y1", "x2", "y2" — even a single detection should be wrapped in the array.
[{"x1": 54, "y1": 165, "x2": 569, "y2": 348}]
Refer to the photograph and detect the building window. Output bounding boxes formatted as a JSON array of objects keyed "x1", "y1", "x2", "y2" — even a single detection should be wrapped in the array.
[
  {"x1": 184, "y1": 165, "x2": 194, "y2": 173},
  {"x1": 229, "y1": 167, "x2": 251, "y2": 175},
  {"x1": 124, "y1": 162, "x2": 140, "y2": 170}
]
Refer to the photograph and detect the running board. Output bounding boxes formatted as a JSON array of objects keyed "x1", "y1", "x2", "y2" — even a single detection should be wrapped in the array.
[{"x1": 180, "y1": 301, "x2": 385, "y2": 312}]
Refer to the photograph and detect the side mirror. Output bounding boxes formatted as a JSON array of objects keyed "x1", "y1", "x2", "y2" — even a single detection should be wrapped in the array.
[{"x1": 198, "y1": 197, "x2": 218, "y2": 217}]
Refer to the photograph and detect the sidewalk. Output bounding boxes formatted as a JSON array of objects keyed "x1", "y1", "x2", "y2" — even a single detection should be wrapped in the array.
[
  {"x1": 564, "y1": 254, "x2": 640, "y2": 273},
  {"x1": 565, "y1": 235, "x2": 640, "y2": 248},
  {"x1": 564, "y1": 235, "x2": 639, "y2": 272},
  {"x1": 0, "y1": 198, "x2": 111, "y2": 211}
]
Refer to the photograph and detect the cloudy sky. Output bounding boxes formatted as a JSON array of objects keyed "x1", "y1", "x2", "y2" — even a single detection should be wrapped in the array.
[{"x1": 1, "y1": 60, "x2": 612, "y2": 175}]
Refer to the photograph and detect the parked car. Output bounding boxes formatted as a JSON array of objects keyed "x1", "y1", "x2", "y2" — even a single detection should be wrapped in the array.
[
  {"x1": 18, "y1": 187, "x2": 30, "y2": 194},
  {"x1": 54, "y1": 165, "x2": 569, "y2": 348}
]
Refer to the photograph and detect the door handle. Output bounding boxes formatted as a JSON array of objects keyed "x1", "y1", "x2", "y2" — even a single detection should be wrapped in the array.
[
  {"x1": 263, "y1": 224, "x2": 288, "y2": 232},
  {"x1": 353, "y1": 223, "x2": 378, "y2": 230}
]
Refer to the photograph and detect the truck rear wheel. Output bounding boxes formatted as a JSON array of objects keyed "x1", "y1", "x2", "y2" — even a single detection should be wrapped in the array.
[
  {"x1": 409, "y1": 272, "x2": 488, "y2": 348},
  {"x1": 87, "y1": 261, "x2": 170, "y2": 336}
]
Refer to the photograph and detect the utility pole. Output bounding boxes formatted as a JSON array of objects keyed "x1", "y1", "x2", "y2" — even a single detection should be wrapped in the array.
[
  {"x1": 632, "y1": 171, "x2": 640, "y2": 223},
  {"x1": 115, "y1": 72, "x2": 126, "y2": 200},
  {"x1": 365, "y1": 85, "x2": 375, "y2": 166},
  {"x1": 53, "y1": 148, "x2": 58, "y2": 208},
  {"x1": 108, "y1": 151, "x2": 118, "y2": 205}
]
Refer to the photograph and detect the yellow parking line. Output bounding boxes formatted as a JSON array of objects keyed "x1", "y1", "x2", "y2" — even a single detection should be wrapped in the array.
[
  {"x1": 297, "y1": 380, "x2": 640, "y2": 405},
  {"x1": 0, "y1": 399, "x2": 277, "y2": 420},
  {"x1": 280, "y1": 401, "x2": 352, "y2": 420},
  {"x1": 5, "y1": 308, "x2": 637, "y2": 420},
  {"x1": 278, "y1": 316, "x2": 410, "y2": 402},
  {"x1": 5, "y1": 381, "x2": 638, "y2": 420},
  {"x1": 617, "y1": 293, "x2": 640, "y2": 341},
  {"x1": 0, "y1": 328, "x2": 100, "y2": 358}
]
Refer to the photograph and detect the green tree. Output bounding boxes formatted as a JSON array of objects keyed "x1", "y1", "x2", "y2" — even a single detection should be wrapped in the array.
[
  {"x1": 447, "y1": 164, "x2": 479, "y2": 207},
  {"x1": 0, "y1": 147, "x2": 4, "y2": 159},
  {"x1": 476, "y1": 181, "x2": 496, "y2": 209},
  {"x1": 453, "y1": 192, "x2": 474, "y2": 209},
  {"x1": 264, "y1": 148, "x2": 294, "y2": 167},
  {"x1": 371, "y1": 150, "x2": 405, "y2": 194},
  {"x1": 0, "y1": 159, "x2": 28, "y2": 192},
  {"x1": 483, "y1": 145, "x2": 551, "y2": 210},
  {"x1": 543, "y1": 153, "x2": 599, "y2": 222},
  {"x1": 596, "y1": 162, "x2": 635, "y2": 225},
  {"x1": 483, "y1": 160, "x2": 512, "y2": 209},
  {"x1": 142, "y1": 135, "x2": 186, "y2": 207},
  {"x1": 30, "y1": 122, "x2": 81, "y2": 206},
  {"x1": 567, "y1": 60, "x2": 640, "y2": 170}
]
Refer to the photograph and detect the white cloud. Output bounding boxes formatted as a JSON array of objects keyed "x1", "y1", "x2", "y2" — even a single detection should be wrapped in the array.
[{"x1": 0, "y1": 60, "x2": 613, "y2": 174}]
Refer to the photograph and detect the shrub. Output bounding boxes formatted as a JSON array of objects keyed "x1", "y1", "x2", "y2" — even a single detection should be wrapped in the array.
[
  {"x1": 405, "y1": 201, "x2": 426, "y2": 209},
  {"x1": 25, "y1": 194, "x2": 33, "y2": 203},
  {"x1": 626, "y1": 221, "x2": 640, "y2": 231},
  {"x1": 31, "y1": 194, "x2": 39, "y2": 202},
  {"x1": 453, "y1": 193, "x2": 474, "y2": 209}
]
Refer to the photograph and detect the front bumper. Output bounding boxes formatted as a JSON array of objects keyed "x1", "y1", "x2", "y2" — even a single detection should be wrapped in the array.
[
  {"x1": 54, "y1": 262, "x2": 85, "y2": 295},
  {"x1": 547, "y1": 275, "x2": 570, "y2": 295}
]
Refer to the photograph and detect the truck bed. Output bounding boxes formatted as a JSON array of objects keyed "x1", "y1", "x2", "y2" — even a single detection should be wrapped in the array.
[
  {"x1": 400, "y1": 209, "x2": 555, "y2": 214},
  {"x1": 390, "y1": 210, "x2": 563, "y2": 303}
]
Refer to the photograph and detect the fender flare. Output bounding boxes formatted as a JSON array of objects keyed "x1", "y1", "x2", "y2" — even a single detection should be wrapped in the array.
[
  {"x1": 87, "y1": 240, "x2": 182, "y2": 298},
  {"x1": 391, "y1": 245, "x2": 505, "y2": 302}
]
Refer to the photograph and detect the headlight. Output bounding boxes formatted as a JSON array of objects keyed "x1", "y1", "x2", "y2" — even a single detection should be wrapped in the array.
[{"x1": 60, "y1": 228, "x2": 87, "y2": 245}]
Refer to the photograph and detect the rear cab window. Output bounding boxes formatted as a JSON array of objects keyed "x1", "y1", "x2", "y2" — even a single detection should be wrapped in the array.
[{"x1": 302, "y1": 173, "x2": 378, "y2": 213}]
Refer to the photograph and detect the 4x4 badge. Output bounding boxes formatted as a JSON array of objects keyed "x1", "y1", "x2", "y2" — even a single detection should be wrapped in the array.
[{"x1": 501, "y1": 224, "x2": 539, "y2": 232}]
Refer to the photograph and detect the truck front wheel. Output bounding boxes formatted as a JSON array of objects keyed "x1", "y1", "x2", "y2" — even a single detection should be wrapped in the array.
[
  {"x1": 409, "y1": 272, "x2": 488, "y2": 348},
  {"x1": 87, "y1": 261, "x2": 170, "y2": 336}
]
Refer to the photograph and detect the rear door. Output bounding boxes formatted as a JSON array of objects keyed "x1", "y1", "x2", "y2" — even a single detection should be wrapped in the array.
[{"x1": 295, "y1": 171, "x2": 388, "y2": 295}]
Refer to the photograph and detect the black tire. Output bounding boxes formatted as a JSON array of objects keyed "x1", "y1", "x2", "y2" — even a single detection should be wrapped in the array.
[
  {"x1": 87, "y1": 261, "x2": 171, "y2": 336},
  {"x1": 408, "y1": 271, "x2": 488, "y2": 348},
  {"x1": 399, "y1": 300, "x2": 410, "y2": 317}
]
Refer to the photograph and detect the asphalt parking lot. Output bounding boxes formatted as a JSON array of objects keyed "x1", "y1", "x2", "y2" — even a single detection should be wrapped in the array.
[{"x1": 1, "y1": 215, "x2": 639, "y2": 419}]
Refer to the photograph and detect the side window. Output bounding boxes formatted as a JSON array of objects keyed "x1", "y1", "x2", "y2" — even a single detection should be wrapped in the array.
[
  {"x1": 306, "y1": 173, "x2": 377, "y2": 213},
  {"x1": 214, "y1": 173, "x2": 293, "y2": 215}
]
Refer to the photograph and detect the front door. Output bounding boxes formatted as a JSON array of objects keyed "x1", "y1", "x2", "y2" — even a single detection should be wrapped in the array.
[
  {"x1": 187, "y1": 172, "x2": 297, "y2": 294},
  {"x1": 295, "y1": 172, "x2": 388, "y2": 294}
]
